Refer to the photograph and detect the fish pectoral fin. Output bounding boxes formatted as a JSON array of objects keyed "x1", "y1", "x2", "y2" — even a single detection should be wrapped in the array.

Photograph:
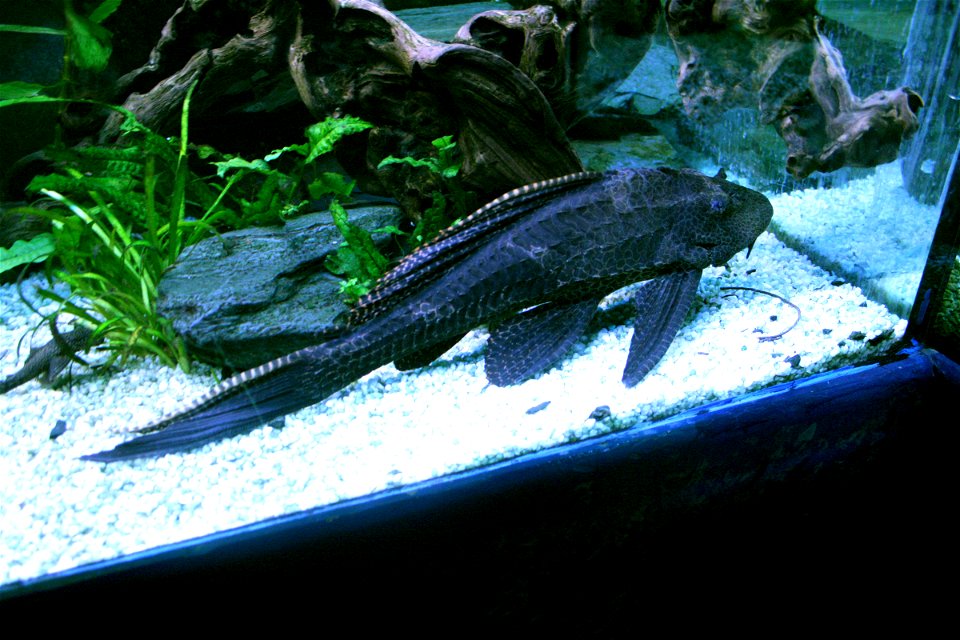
[
  {"x1": 485, "y1": 297, "x2": 601, "y2": 386},
  {"x1": 395, "y1": 333, "x2": 467, "y2": 371},
  {"x1": 622, "y1": 270, "x2": 702, "y2": 387}
]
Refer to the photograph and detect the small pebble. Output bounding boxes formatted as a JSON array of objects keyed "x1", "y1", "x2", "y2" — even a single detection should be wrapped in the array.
[
  {"x1": 526, "y1": 401, "x2": 550, "y2": 415},
  {"x1": 589, "y1": 406, "x2": 611, "y2": 421},
  {"x1": 50, "y1": 419, "x2": 67, "y2": 440}
]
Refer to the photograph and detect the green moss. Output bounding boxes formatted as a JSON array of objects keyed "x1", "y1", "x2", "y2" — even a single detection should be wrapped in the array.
[{"x1": 934, "y1": 257, "x2": 960, "y2": 341}]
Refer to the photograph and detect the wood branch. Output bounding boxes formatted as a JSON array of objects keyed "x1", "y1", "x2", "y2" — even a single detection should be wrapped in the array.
[{"x1": 666, "y1": 0, "x2": 922, "y2": 178}]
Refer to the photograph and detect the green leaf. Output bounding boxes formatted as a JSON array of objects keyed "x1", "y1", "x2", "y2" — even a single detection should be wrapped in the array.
[
  {"x1": 65, "y1": 2, "x2": 113, "y2": 71},
  {"x1": 377, "y1": 136, "x2": 461, "y2": 178},
  {"x1": 212, "y1": 156, "x2": 272, "y2": 179},
  {"x1": 303, "y1": 116, "x2": 373, "y2": 163},
  {"x1": 337, "y1": 277, "x2": 372, "y2": 303},
  {"x1": 433, "y1": 135, "x2": 461, "y2": 178},
  {"x1": 377, "y1": 155, "x2": 438, "y2": 172},
  {"x1": 432, "y1": 135, "x2": 455, "y2": 152},
  {"x1": 372, "y1": 225, "x2": 405, "y2": 236},
  {"x1": 0, "y1": 234, "x2": 56, "y2": 275},
  {"x1": 325, "y1": 198, "x2": 390, "y2": 294},
  {"x1": 0, "y1": 81, "x2": 50, "y2": 101},
  {"x1": 0, "y1": 94, "x2": 63, "y2": 109},
  {"x1": 410, "y1": 190, "x2": 452, "y2": 244},
  {"x1": 325, "y1": 246, "x2": 361, "y2": 277},
  {"x1": 308, "y1": 172, "x2": 356, "y2": 199},
  {"x1": 88, "y1": 0, "x2": 124, "y2": 24},
  {"x1": 193, "y1": 144, "x2": 221, "y2": 160},
  {"x1": 28, "y1": 172, "x2": 148, "y2": 224},
  {"x1": 0, "y1": 24, "x2": 66, "y2": 36},
  {"x1": 53, "y1": 216, "x2": 85, "y2": 256},
  {"x1": 264, "y1": 143, "x2": 307, "y2": 162}
]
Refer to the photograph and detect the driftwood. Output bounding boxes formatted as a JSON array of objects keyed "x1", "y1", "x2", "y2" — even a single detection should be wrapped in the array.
[
  {"x1": 99, "y1": 0, "x2": 603, "y2": 218},
  {"x1": 0, "y1": 325, "x2": 95, "y2": 394},
  {"x1": 665, "y1": 0, "x2": 922, "y2": 178},
  {"x1": 98, "y1": 0, "x2": 922, "y2": 190},
  {"x1": 2, "y1": 1, "x2": 928, "y2": 261},
  {"x1": 289, "y1": 0, "x2": 584, "y2": 210},
  {"x1": 454, "y1": 0, "x2": 661, "y2": 126},
  {"x1": 101, "y1": 0, "x2": 306, "y2": 153}
]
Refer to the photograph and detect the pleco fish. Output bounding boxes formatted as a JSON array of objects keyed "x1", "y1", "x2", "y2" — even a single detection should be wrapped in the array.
[{"x1": 83, "y1": 167, "x2": 773, "y2": 462}]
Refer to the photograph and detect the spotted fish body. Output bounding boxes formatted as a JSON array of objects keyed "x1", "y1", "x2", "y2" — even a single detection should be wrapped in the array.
[{"x1": 83, "y1": 168, "x2": 773, "y2": 462}]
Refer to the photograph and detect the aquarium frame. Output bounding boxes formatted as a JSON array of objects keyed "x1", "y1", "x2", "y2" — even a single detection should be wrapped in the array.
[
  {"x1": 3, "y1": 1, "x2": 958, "y2": 617},
  {"x1": 2, "y1": 342, "x2": 957, "y2": 611},
  {"x1": 6, "y1": 147, "x2": 960, "y2": 615},
  {"x1": 907, "y1": 139, "x2": 960, "y2": 362},
  {"x1": 6, "y1": 135, "x2": 960, "y2": 610}
]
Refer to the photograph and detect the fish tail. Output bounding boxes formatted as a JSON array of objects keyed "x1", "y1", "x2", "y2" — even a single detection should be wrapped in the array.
[{"x1": 82, "y1": 333, "x2": 386, "y2": 462}]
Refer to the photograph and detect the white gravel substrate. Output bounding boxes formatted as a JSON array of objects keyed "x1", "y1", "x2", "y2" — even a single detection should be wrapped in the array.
[
  {"x1": 0, "y1": 162, "x2": 930, "y2": 590},
  {"x1": 769, "y1": 162, "x2": 941, "y2": 314}
]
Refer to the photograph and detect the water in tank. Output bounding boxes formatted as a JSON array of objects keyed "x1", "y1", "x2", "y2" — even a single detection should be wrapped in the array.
[{"x1": 0, "y1": 0, "x2": 956, "y2": 590}]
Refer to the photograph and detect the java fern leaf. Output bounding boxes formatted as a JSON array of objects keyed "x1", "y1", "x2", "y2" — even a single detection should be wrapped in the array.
[
  {"x1": 308, "y1": 172, "x2": 356, "y2": 200},
  {"x1": 267, "y1": 116, "x2": 372, "y2": 164},
  {"x1": 378, "y1": 135, "x2": 461, "y2": 179},
  {"x1": 27, "y1": 173, "x2": 148, "y2": 224},
  {"x1": 324, "y1": 199, "x2": 392, "y2": 303},
  {"x1": 0, "y1": 81, "x2": 49, "y2": 102},
  {"x1": 0, "y1": 234, "x2": 55, "y2": 276},
  {"x1": 88, "y1": 0, "x2": 124, "y2": 25}
]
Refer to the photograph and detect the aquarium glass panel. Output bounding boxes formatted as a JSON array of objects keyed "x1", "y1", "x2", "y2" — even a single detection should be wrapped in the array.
[{"x1": 0, "y1": 0, "x2": 956, "y2": 593}]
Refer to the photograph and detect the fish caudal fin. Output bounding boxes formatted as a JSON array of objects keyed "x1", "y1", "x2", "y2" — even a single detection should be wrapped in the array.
[{"x1": 82, "y1": 351, "x2": 320, "y2": 462}]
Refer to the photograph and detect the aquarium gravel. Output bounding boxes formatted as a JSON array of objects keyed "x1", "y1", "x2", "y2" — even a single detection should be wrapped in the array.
[
  {"x1": 769, "y1": 162, "x2": 941, "y2": 314},
  {"x1": 0, "y1": 165, "x2": 923, "y2": 589}
]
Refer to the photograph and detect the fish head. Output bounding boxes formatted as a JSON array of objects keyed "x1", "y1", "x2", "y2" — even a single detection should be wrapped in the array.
[{"x1": 669, "y1": 169, "x2": 773, "y2": 268}]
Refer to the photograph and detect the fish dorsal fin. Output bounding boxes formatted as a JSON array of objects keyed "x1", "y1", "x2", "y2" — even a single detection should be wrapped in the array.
[
  {"x1": 394, "y1": 333, "x2": 467, "y2": 371},
  {"x1": 350, "y1": 172, "x2": 604, "y2": 326},
  {"x1": 485, "y1": 297, "x2": 602, "y2": 386},
  {"x1": 622, "y1": 270, "x2": 702, "y2": 387}
]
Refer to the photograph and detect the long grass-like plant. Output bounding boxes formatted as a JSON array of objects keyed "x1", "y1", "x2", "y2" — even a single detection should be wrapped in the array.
[
  {"x1": 1, "y1": 1, "x2": 385, "y2": 375},
  {"x1": 2, "y1": 88, "x2": 378, "y2": 371},
  {"x1": 18, "y1": 83, "x2": 206, "y2": 371}
]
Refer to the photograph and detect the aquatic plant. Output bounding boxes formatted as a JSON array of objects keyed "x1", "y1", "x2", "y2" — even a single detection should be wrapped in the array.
[
  {"x1": 0, "y1": 236, "x2": 56, "y2": 276},
  {"x1": 5, "y1": 85, "x2": 205, "y2": 371},
  {"x1": 322, "y1": 134, "x2": 473, "y2": 305},
  {"x1": 0, "y1": 5, "x2": 456, "y2": 366},
  {"x1": 324, "y1": 198, "x2": 403, "y2": 305},
  {"x1": 379, "y1": 135, "x2": 474, "y2": 246},
  {"x1": 2, "y1": 81, "x2": 376, "y2": 371},
  {"x1": 0, "y1": 0, "x2": 121, "y2": 134},
  {"x1": 206, "y1": 115, "x2": 374, "y2": 227}
]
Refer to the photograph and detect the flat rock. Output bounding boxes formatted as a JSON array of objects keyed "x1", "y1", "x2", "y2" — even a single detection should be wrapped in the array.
[{"x1": 157, "y1": 205, "x2": 403, "y2": 371}]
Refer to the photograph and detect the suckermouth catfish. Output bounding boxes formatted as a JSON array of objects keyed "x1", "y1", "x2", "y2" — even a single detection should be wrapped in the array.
[{"x1": 83, "y1": 167, "x2": 773, "y2": 462}]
